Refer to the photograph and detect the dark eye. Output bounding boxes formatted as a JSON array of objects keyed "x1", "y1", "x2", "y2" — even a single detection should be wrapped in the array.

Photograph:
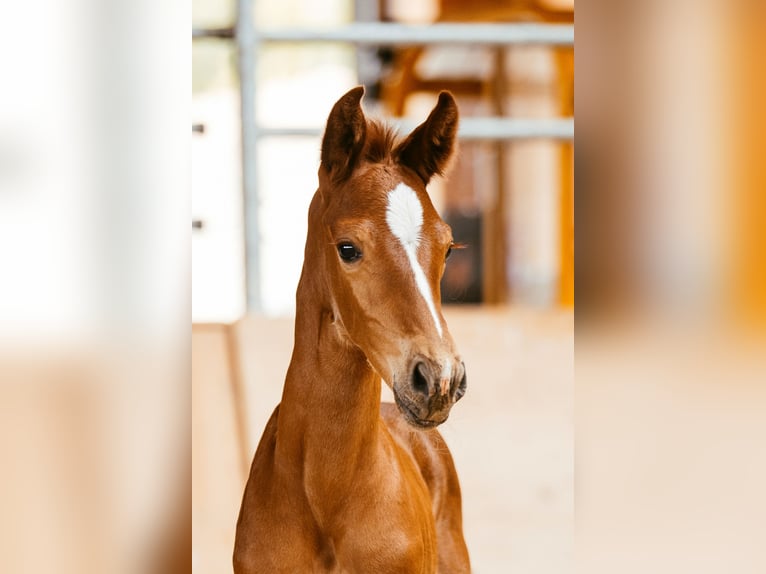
[
  {"x1": 446, "y1": 245, "x2": 453, "y2": 260},
  {"x1": 337, "y1": 242, "x2": 362, "y2": 263}
]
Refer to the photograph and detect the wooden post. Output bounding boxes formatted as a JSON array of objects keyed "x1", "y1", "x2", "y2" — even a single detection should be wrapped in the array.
[
  {"x1": 483, "y1": 46, "x2": 509, "y2": 304},
  {"x1": 556, "y1": 47, "x2": 574, "y2": 307}
]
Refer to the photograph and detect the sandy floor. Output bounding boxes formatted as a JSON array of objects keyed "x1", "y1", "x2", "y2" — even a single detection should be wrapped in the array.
[{"x1": 193, "y1": 306, "x2": 572, "y2": 573}]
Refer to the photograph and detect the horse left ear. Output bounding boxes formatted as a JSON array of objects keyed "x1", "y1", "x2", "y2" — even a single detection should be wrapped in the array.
[
  {"x1": 321, "y1": 86, "x2": 367, "y2": 182},
  {"x1": 395, "y1": 91, "x2": 459, "y2": 185}
]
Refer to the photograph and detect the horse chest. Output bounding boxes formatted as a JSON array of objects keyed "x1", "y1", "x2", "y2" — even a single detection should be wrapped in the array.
[
  {"x1": 253, "y1": 495, "x2": 436, "y2": 574},
  {"x1": 302, "y1": 453, "x2": 438, "y2": 573}
]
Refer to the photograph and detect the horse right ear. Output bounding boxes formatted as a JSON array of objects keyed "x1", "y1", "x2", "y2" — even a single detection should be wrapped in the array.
[
  {"x1": 395, "y1": 91, "x2": 458, "y2": 185},
  {"x1": 321, "y1": 86, "x2": 367, "y2": 182}
]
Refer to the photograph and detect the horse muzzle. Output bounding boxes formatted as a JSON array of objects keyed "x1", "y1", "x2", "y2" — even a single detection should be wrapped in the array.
[{"x1": 392, "y1": 358, "x2": 467, "y2": 429}]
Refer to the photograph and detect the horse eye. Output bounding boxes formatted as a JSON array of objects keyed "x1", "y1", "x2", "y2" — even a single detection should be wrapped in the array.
[{"x1": 337, "y1": 242, "x2": 362, "y2": 262}]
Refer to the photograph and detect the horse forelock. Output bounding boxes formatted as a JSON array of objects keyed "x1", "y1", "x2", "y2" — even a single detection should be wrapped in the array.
[{"x1": 362, "y1": 120, "x2": 401, "y2": 165}]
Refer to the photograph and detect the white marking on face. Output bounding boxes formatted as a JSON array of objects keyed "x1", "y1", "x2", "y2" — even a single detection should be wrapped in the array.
[
  {"x1": 385, "y1": 183, "x2": 443, "y2": 338},
  {"x1": 438, "y1": 361, "x2": 452, "y2": 396},
  {"x1": 440, "y1": 361, "x2": 453, "y2": 382}
]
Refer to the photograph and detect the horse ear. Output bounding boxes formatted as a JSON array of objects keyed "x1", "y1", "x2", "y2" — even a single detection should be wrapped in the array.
[
  {"x1": 395, "y1": 91, "x2": 459, "y2": 185},
  {"x1": 321, "y1": 86, "x2": 367, "y2": 181}
]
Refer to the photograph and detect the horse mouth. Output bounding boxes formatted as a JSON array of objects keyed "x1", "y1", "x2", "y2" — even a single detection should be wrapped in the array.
[{"x1": 393, "y1": 392, "x2": 447, "y2": 429}]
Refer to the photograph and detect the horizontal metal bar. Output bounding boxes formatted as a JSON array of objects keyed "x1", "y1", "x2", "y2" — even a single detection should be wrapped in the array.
[
  {"x1": 454, "y1": 118, "x2": 574, "y2": 140},
  {"x1": 255, "y1": 118, "x2": 573, "y2": 141},
  {"x1": 256, "y1": 23, "x2": 573, "y2": 46},
  {"x1": 192, "y1": 23, "x2": 574, "y2": 46},
  {"x1": 193, "y1": 27, "x2": 235, "y2": 39}
]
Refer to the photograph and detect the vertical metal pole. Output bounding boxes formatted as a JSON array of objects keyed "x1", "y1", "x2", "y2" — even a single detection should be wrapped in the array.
[{"x1": 237, "y1": 0, "x2": 261, "y2": 312}]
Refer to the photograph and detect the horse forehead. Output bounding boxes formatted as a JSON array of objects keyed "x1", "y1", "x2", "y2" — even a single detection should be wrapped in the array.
[
  {"x1": 384, "y1": 182, "x2": 450, "y2": 242},
  {"x1": 331, "y1": 177, "x2": 449, "y2": 238}
]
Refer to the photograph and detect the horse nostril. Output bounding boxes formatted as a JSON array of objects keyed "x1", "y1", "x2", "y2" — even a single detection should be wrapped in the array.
[
  {"x1": 412, "y1": 362, "x2": 430, "y2": 396},
  {"x1": 454, "y1": 368, "x2": 467, "y2": 401}
]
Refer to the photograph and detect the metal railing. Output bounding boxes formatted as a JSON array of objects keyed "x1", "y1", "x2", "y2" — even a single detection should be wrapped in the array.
[
  {"x1": 192, "y1": 22, "x2": 573, "y2": 44},
  {"x1": 194, "y1": 8, "x2": 574, "y2": 311},
  {"x1": 256, "y1": 118, "x2": 574, "y2": 141}
]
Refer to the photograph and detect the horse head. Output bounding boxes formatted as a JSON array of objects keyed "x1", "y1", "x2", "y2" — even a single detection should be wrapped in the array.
[{"x1": 312, "y1": 86, "x2": 466, "y2": 429}]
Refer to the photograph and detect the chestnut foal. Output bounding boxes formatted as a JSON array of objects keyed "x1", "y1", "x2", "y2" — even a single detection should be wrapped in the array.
[{"x1": 234, "y1": 87, "x2": 470, "y2": 573}]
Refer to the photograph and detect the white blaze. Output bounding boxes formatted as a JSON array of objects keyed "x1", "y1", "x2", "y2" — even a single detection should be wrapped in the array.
[
  {"x1": 385, "y1": 183, "x2": 443, "y2": 338},
  {"x1": 438, "y1": 360, "x2": 453, "y2": 396}
]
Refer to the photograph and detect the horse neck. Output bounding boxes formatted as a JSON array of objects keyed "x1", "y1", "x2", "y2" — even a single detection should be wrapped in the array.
[{"x1": 277, "y1": 228, "x2": 382, "y2": 482}]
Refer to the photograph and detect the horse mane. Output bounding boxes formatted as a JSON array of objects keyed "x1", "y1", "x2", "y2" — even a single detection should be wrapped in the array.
[{"x1": 363, "y1": 119, "x2": 402, "y2": 165}]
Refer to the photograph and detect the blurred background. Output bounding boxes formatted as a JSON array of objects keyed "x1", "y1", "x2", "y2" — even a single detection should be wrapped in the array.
[
  {"x1": 192, "y1": 0, "x2": 574, "y2": 319},
  {"x1": 192, "y1": 0, "x2": 574, "y2": 572},
  {"x1": 2, "y1": 1, "x2": 765, "y2": 573}
]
